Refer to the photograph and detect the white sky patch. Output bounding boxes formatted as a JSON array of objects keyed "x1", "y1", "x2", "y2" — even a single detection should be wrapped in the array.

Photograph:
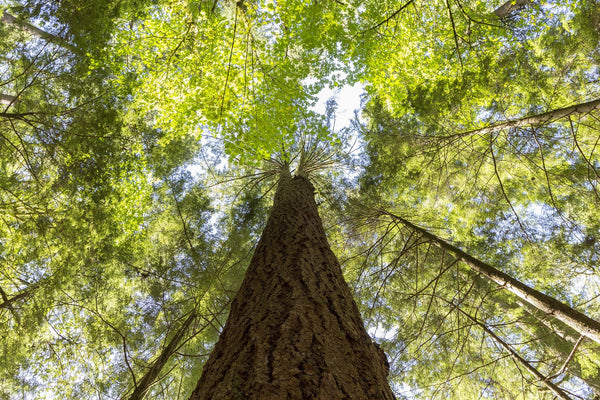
[
  {"x1": 310, "y1": 81, "x2": 367, "y2": 184},
  {"x1": 311, "y1": 81, "x2": 365, "y2": 132},
  {"x1": 368, "y1": 323, "x2": 399, "y2": 341}
]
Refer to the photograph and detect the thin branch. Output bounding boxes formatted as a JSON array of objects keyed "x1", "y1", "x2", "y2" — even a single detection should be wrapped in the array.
[
  {"x1": 453, "y1": 0, "x2": 502, "y2": 28},
  {"x1": 489, "y1": 133, "x2": 532, "y2": 241},
  {"x1": 531, "y1": 129, "x2": 582, "y2": 241},
  {"x1": 168, "y1": 180, "x2": 199, "y2": 258},
  {"x1": 452, "y1": 303, "x2": 573, "y2": 400},
  {"x1": 92, "y1": 297, "x2": 137, "y2": 389},
  {"x1": 445, "y1": 0, "x2": 463, "y2": 69},
  {"x1": 568, "y1": 116, "x2": 600, "y2": 202},
  {"x1": 379, "y1": 210, "x2": 600, "y2": 344},
  {"x1": 546, "y1": 335, "x2": 585, "y2": 381},
  {"x1": 219, "y1": 5, "x2": 239, "y2": 124},
  {"x1": 361, "y1": 0, "x2": 415, "y2": 34}
]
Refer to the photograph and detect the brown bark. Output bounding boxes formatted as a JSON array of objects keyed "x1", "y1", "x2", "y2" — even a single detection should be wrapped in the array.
[
  {"x1": 384, "y1": 211, "x2": 600, "y2": 344},
  {"x1": 494, "y1": 0, "x2": 530, "y2": 19},
  {"x1": 189, "y1": 170, "x2": 395, "y2": 399}
]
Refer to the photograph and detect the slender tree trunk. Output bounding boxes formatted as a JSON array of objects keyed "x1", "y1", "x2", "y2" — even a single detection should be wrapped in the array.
[
  {"x1": 450, "y1": 98, "x2": 600, "y2": 139},
  {"x1": 452, "y1": 302, "x2": 573, "y2": 400},
  {"x1": 0, "y1": 282, "x2": 40, "y2": 310},
  {"x1": 190, "y1": 169, "x2": 395, "y2": 399},
  {"x1": 1, "y1": 11, "x2": 77, "y2": 52},
  {"x1": 513, "y1": 300, "x2": 581, "y2": 344},
  {"x1": 126, "y1": 311, "x2": 197, "y2": 400},
  {"x1": 0, "y1": 93, "x2": 17, "y2": 106},
  {"x1": 383, "y1": 211, "x2": 600, "y2": 344},
  {"x1": 494, "y1": 0, "x2": 530, "y2": 19},
  {"x1": 493, "y1": 295, "x2": 600, "y2": 391}
]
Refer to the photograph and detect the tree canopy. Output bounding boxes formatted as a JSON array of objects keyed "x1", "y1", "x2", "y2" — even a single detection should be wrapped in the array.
[{"x1": 1, "y1": 0, "x2": 599, "y2": 398}]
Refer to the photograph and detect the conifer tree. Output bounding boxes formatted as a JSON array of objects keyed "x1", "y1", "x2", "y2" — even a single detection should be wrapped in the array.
[{"x1": 190, "y1": 157, "x2": 395, "y2": 399}]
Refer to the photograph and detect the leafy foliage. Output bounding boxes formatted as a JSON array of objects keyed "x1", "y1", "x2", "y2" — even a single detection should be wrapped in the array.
[{"x1": 1, "y1": 0, "x2": 599, "y2": 398}]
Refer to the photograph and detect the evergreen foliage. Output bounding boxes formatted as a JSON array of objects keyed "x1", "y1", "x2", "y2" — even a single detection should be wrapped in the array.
[{"x1": 1, "y1": 0, "x2": 599, "y2": 398}]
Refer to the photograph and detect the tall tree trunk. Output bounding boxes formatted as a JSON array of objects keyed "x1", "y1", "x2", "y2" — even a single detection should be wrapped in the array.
[
  {"x1": 189, "y1": 169, "x2": 395, "y2": 400},
  {"x1": 383, "y1": 211, "x2": 600, "y2": 344},
  {"x1": 448, "y1": 98, "x2": 600, "y2": 139},
  {"x1": 0, "y1": 93, "x2": 17, "y2": 106},
  {"x1": 1, "y1": 11, "x2": 77, "y2": 52},
  {"x1": 494, "y1": 0, "x2": 530, "y2": 19}
]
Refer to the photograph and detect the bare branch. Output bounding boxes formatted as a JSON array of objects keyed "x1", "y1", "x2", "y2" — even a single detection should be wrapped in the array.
[
  {"x1": 379, "y1": 210, "x2": 600, "y2": 344},
  {"x1": 452, "y1": 301, "x2": 573, "y2": 400},
  {"x1": 546, "y1": 335, "x2": 585, "y2": 381}
]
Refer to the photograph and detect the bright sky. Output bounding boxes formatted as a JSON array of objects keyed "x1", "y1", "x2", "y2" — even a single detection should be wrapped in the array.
[{"x1": 311, "y1": 82, "x2": 365, "y2": 132}]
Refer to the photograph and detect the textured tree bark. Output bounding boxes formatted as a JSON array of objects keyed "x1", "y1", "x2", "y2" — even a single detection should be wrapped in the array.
[{"x1": 189, "y1": 171, "x2": 395, "y2": 400}]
